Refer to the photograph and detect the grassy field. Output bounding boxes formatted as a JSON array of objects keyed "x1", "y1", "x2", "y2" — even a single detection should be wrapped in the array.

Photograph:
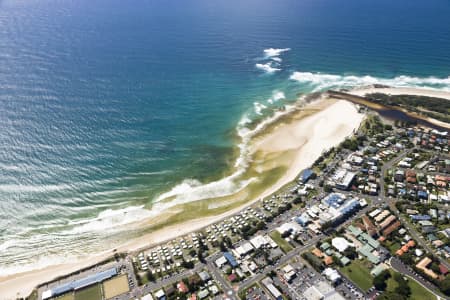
[
  {"x1": 386, "y1": 270, "x2": 437, "y2": 300},
  {"x1": 103, "y1": 275, "x2": 129, "y2": 299},
  {"x1": 56, "y1": 293, "x2": 75, "y2": 300},
  {"x1": 74, "y1": 284, "x2": 102, "y2": 300},
  {"x1": 269, "y1": 231, "x2": 293, "y2": 253},
  {"x1": 339, "y1": 259, "x2": 373, "y2": 292},
  {"x1": 384, "y1": 240, "x2": 401, "y2": 254}
]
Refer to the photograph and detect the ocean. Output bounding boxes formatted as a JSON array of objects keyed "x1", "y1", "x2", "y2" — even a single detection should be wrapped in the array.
[{"x1": 1, "y1": 0, "x2": 450, "y2": 275}]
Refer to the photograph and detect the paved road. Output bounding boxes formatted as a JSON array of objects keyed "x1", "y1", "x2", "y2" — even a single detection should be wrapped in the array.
[
  {"x1": 238, "y1": 235, "x2": 323, "y2": 292},
  {"x1": 379, "y1": 149, "x2": 412, "y2": 200}
]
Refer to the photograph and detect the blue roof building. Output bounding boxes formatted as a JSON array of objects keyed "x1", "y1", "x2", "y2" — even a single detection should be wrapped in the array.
[
  {"x1": 43, "y1": 268, "x2": 117, "y2": 299},
  {"x1": 296, "y1": 213, "x2": 310, "y2": 226},
  {"x1": 411, "y1": 215, "x2": 431, "y2": 221},
  {"x1": 417, "y1": 191, "x2": 428, "y2": 199},
  {"x1": 223, "y1": 252, "x2": 238, "y2": 268},
  {"x1": 444, "y1": 246, "x2": 450, "y2": 254},
  {"x1": 300, "y1": 169, "x2": 314, "y2": 183}
]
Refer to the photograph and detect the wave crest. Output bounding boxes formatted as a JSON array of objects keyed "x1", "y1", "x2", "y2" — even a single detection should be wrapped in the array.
[
  {"x1": 263, "y1": 47, "x2": 291, "y2": 58},
  {"x1": 290, "y1": 71, "x2": 450, "y2": 91},
  {"x1": 255, "y1": 62, "x2": 281, "y2": 73}
]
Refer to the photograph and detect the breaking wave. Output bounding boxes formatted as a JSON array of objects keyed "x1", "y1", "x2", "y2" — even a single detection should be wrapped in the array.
[
  {"x1": 290, "y1": 71, "x2": 450, "y2": 91},
  {"x1": 255, "y1": 62, "x2": 281, "y2": 73},
  {"x1": 263, "y1": 47, "x2": 291, "y2": 58},
  {"x1": 253, "y1": 102, "x2": 267, "y2": 115},
  {"x1": 256, "y1": 48, "x2": 290, "y2": 73},
  {"x1": 267, "y1": 90, "x2": 286, "y2": 104}
]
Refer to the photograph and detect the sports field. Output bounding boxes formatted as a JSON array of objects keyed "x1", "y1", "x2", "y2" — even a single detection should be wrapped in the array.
[
  {"x1": 103, "y1": 275, "x2": 130, "y2": 299},
  {"x1": 74, "y1": 284, "x2": 102, "y2": 300}
]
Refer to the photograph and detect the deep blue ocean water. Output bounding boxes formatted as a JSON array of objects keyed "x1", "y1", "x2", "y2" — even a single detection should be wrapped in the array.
[{"x1": 1, "y1": 0, "x2": 450, "y2": 273}]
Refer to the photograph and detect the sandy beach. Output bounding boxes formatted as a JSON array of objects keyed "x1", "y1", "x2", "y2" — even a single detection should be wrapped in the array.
[
  {"x1": 350, "y1": 86, "x2": 450, "y2": 100},
  {"x1": 0, "y1": 96, "x2": 364, "y2": 299}
]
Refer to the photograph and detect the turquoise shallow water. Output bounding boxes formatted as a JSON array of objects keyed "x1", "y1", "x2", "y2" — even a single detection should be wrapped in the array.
[{"x1": 0, "y1": 0, "x2": 450, "y2": 273}]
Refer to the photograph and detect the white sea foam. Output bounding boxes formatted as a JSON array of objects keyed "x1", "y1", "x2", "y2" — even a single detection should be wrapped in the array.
[
  {"x1": 290, "y1": 71, "x2": 450, "y2": 92},
  {"x1": 0, "y1": 183, "x2": 73, "y2": 193},
  {"x1": 267, "y1": 90, "x2": 286, "y2": 104},
  {"x1": 154, "y1": 176, "x2": 256, "y2": 206},
  {"x1": 255, "y1": 62, "x2": 281, "y2": 73},
  {"x1": 65, "y1": 205, "x2": 154, "y2": 234},
  {"x1": 263, "y1": 47, "x2": 291, "y2": 58},
  {"x1": 271, "y1": 57, "x2": 282, "y2": 63},
  {"x1": 253, "y1": 102, "x2": 267, "y2": 115}
]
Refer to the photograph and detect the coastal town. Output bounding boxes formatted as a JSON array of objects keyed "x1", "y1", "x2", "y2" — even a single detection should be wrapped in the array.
[{"x1": 23, "y1": 92, "x2": 450, "y2": 300}]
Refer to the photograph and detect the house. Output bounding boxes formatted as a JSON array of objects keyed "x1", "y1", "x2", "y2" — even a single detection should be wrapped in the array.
[
  {"x1": 394, "y1": 170, "x2": 405, "y2": 182},
  {"x1": 371, "y1": 263, "x2": 389, "y2": 277},
  {"x1": 198, "y1": 289, "x2": 209, "y2": 300},
  {"x1": 154, "y1": 289, "x2": 166, "y2": 300},
  {"x1": 382, "y1": 221, "x2": 401, "y2": 236},
  {"x1": 177, "y1": 281, "x2": 189, "y2": 293},
  {"x1": 416, "y1": 257, "x2": 438, "y2": 279},
  {"x1": 215, "y1": 256, "x2": 227, "y2": 268},
  {"x1": 223, "y1": 252, "x2": 238, "y2": 268},
  {"x1": 261, "y1": 277, "x2": 282, "y2": 300},
  {"x1": 332, "y1": 237, "x2": 352, "y2": 253},
  {"x1": 410, "y1": 215, "x2": 431, "y2": 222},
  {"x1": 331, "y1": 169, "x2": 356, "y2": 190},
  {"x1": 198, "y1": 271, "x2": 211, "y2": 282},
  {"x1": 322, "y1": 268, "x2": 341, "y2": 284},
  {"x1": 234, "y1": 242, "x2": 254, "y2": 257},
  {"x1": 303, "y1": 280, "x2": 345, "y2": 300},
  {"x1": 379, "y1": 215, "x2": 396, "y2": 230},
  {"x1": 358, "y1": 244, "x2": 380, "y2": 264},
  {"x1": 406, "y1": 170, "x2": 417, "y2": 183},
  {"x1": 282, "y1": 264, "x2": 297, "y2": 282},
  {"x1": 250, "y1": 235, "x2": 269, "y2": 249},
  {"x1": 300, "y1": 169, "x2": 315, "y2": 183}
]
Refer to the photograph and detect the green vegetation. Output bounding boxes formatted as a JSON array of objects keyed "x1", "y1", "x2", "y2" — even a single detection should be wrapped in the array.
[
  {"x1": 270, "y1": 231, "x2": 293, "y2": 253},
  {"x1": 302, "y1": 251, "x2": 324, "y2": 272},
  {"x1": 340, "y1": 259, "x2": 373, "y2": 292},
  {"x1": 373, "y1": 270, "x2": 391, "y2": 291},
  {"x1": 366, "y1": 93, "x2": 450, "y2": 123},
  {"x1": 74, "y1": 284, "x2": 102, "y2": 300},
  {"x1": 26, "y1": 289, "x2": 39, "y2": 300},
  {"x1": 56, "y1": 294, "x2": 75, "y2": 300},
  {"x1": 380, "y1": 270, "x2": 437, "y2": 300},
  {"x1": 360, "y1": 114, "x2": 386, "y2": 135},
  {"x1": 384, "y1": 240, "x2": 401, "y2": 254},
  {"x1": 439, "y1": 275, "x2": 450, "y2": 297}
]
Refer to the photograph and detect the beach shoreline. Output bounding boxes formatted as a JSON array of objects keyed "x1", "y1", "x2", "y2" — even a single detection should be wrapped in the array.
[
  {"x1": 8, "y1": 86, "x2": 450, "y2": 299},
  {"x1": 0, "y1": 93, "x2": 368, "y2": 299}
]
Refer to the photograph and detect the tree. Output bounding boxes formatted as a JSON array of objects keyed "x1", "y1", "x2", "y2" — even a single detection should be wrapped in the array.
[
  {"x1": 373, "y1": 270, "x2": 391, "y2": 291},
  {"x1": 377, "y1": 292, "x2": 406, "y2": 300},
  {"x1": 393, "y1": 273, "x2": 410, "y2": 297},
  {"x1": 146, "y1": 270, "x2": 155, "y2": 282},
  {"x1": 181, "y1": 259, "x2": 194, "y2": 269},
  {"x1": 324, "y1": 185, "x2": 333, "y2": 193},
  {"x1": 440, "y1": 275, "x2": 450, "y2": 296},
  {"x1": 293, "y1": 196, "x2": 302, "y2": 204},
  {"x1": 219, "y1": 240, "x2": 227, "y2": 252},
  {"x1": 197, "y1": 250, "x2": 205, "y2": 263}
]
